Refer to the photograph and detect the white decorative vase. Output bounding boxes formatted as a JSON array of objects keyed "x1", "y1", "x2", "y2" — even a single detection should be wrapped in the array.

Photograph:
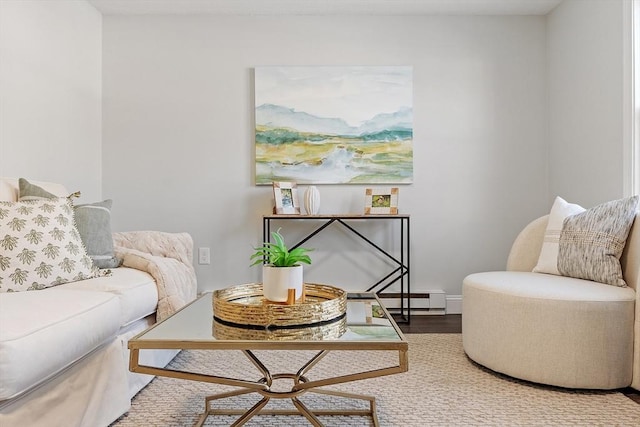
[
  {"x1": 262, "y1": 265, "x2": 304, "y2": 302},
  {"x1": 304, "y1": 186, "x2": 320, "y2": 215}
]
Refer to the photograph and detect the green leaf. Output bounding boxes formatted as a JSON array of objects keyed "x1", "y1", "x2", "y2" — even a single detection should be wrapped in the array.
[{"x1": 249, "y1": 227, "x2": 313, "y2": 267}]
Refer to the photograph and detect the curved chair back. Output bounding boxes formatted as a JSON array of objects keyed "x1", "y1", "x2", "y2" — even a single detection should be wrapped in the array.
[
  {"x1": 621, "y1": 212, "x2": 640, "y2": 292},
  {"x1": 506, "y1": 212, "x2": 639, "y2": 291},
  {"x1": 506, "y1": 215, "x2": 548, "y2": 272}
]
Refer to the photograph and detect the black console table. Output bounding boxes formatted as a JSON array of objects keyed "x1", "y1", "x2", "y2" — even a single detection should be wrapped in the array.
[{"x1": 262, "y1": 214, "x2": 410, "y2": 322}]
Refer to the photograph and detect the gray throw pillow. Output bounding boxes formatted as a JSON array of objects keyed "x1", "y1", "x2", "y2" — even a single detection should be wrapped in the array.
[
  {"x1": 74, "y1": 200, "x2": 122, "y2": 269},
  {"x1": 18, "y1": 177, "x2": 56, "y2": 199},
  {"x1": 18, "y1": 178, "x2": 122, "y2": 269},
  {"x1": 557, "y1": 196, "x2": 639, "y2": 287}
]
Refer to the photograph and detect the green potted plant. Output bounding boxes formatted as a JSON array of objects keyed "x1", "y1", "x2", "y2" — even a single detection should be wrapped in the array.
[{"x1": 250, "y1": 228, "x2": 312, "y2": 302}]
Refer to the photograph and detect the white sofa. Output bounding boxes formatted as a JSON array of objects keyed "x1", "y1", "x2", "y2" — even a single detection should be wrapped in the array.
[
  {"x1": 463, "y1": 211, "x2": 639, "y2": 390},
  {"x1": 0, "y1": 179, "x2": 197, "y2": 426}
]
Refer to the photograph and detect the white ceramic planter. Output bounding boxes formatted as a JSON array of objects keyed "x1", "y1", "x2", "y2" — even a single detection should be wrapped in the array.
[{"x1": 262, "y1": 265, "x2": 303, "y2": 302}]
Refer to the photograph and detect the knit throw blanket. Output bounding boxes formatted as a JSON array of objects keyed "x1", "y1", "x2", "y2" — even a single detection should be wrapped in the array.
[{"x1": 113, "y1": 231, "x2": 197, "y2": 321}]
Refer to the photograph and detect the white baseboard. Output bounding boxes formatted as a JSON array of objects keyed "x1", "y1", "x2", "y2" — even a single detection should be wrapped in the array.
[
  {"x1": 446, "y1": 295, "x2": 462, "y2": 314},
  {"x1": 378, "y1": 292, "x2": 462, "y2": 315},
  {"x1": 379, "y1": 290, "x2": 446, "y2": 316}
]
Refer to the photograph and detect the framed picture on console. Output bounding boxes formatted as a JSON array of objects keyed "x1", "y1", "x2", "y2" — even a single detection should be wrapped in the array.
[
  {"x1": 273, "y1": 181, "x2": 300, "y2": 214},
  {"x1": 364, "y1": 187, "x2": 398, "y2": 215}
]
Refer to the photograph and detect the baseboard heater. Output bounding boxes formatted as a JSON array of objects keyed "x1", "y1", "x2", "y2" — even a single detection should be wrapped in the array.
[{"x1": 378, "y1": 291, "x2": 446, "y2": 316}]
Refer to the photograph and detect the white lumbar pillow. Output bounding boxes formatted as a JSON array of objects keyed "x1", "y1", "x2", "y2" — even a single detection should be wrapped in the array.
[{"x1": 532, "y1": 196, "x2": 585, "y2": 276}]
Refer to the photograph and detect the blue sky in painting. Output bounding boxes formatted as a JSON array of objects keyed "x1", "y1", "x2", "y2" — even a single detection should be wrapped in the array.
[{"x1": 255, "y1": 66, "x2": 413, "y2": 128}]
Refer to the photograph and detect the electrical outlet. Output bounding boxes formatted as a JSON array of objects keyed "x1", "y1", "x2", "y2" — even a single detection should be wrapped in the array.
[{"x1": 198, "y1": 247, "x2": 211, "y2": 265}]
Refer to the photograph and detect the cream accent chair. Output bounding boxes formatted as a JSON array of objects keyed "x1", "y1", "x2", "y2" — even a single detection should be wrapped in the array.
[{"x1": 462, "y1": 213, "x2": 639, "y2": 390}]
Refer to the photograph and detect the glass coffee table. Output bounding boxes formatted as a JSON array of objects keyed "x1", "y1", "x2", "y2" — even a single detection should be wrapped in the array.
[{"x1": 128, "y1": 285, "x2": 408, "y2": 427}]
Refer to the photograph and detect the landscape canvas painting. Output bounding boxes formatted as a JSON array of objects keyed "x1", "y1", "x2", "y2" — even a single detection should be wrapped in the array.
[{"x1": 255, "y1": 66, "x2": 413, "y2": 185}]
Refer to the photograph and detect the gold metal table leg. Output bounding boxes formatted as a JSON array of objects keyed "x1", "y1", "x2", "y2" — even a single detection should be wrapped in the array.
[
  {"x1": 307, "y1": 388, "x2": 379, "y2": 427},
  {"x1": 196, "y1": 388, "x2": 380, "y2": 427},
  {"x1": 292, "y1": 397, "x2": 324, "y2": 427},
  {"x1": 132, "y1": 348, "x2": 403, "y2": 427},
  {"x1": 230, "y1": 397, "x2": 270, "y2": 427}
]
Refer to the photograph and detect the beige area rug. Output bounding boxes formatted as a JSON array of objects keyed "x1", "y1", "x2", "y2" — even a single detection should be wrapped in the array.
[{"x1": 112, "y1": 334, "x2": 640, "y2": 426}]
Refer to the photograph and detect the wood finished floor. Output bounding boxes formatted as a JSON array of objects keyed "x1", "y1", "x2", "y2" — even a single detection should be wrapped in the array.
[
  {"x1": 395, "y1": 313, "x2": 461, "y2": 334},
  {"x1": 394, "y1": 314, "x2": 640, "y2": 405}
]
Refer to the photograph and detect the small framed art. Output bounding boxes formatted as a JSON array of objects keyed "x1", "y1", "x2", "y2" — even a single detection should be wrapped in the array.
[
  {"x1": 273, "y1": 181, "x2": 300, "y2": 214},
  {"x1": 364, "y1": 187, "x2": 399, "y2": 215}
]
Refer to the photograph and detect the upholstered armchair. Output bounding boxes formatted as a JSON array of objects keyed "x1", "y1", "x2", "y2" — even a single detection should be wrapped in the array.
[{"x1": 462, "y1": 201, "x2": 639, "y2": 390}]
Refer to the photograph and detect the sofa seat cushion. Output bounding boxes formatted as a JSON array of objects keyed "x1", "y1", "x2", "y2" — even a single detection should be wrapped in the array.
[
  {"x1": 57, "y1": 267, "x2": 158, "y2": 327},
  {"x1": 0, "y1": 289, "x2": 121, "y2": 400},
  {"x1": 465, "y1": 271, "x2": 636, "y2": 302}
]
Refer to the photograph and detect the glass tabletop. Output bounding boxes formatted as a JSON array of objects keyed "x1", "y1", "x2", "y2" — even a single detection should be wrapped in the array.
[{"x1": 130, "y1": 291, "x2": 406, "y2": 351}]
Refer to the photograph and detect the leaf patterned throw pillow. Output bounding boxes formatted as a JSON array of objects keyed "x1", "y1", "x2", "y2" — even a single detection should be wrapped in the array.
[{"x1": 0, "y1": 197, "x2": 99, "y2": 292}]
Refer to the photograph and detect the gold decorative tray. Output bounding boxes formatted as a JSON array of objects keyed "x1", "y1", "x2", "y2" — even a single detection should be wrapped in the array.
[
  {"x1": 212, "y1": 283, "x2": 347, "y2": 329},
  {"x1": 213, "y1": 317, "x2": 346, "y2": 341}
]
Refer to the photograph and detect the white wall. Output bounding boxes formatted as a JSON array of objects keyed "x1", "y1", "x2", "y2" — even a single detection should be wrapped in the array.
[
  {"x1": 0, "y1": 0, "x2": 102, "y2": 202},
  {"x1": 547, "y1": 0, "x2": 627, "y2": 207},
  {"x1": 3, "y1": 1, "x2": 628, "y2": 303},
  {"x1": 102, "y1": 15, "x2": 549, "y2": 296}
]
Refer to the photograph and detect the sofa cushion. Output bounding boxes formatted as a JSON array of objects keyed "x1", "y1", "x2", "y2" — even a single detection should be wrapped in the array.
[
  {"x1": 17, "y1": 178, "x2": 122, "y2": 269},
  {"x1": 0, "y1": 289, "x2": 121, "y2": 400},
  {"x1": 533, "y1": 196, "x2": 584, "y2": 275},
  {"x1": 0, "y1": 198, "x2": 99, "y2": 292},
  {"x1": 533, "y1": 196, "x2": 639, "y2": 287},
  {"x1": 17, "y1": 177, "x2": 68, "y2": 200},
  {"x1": 57, "y1": 267, "x2": 158, "y2": 327},
  {"x1": 73, "y1": 200, "x2": 121, "y2": 269},
  {"x1": 0, "y1": 178, "x2": 68, "y2": 202},
  {"x1": 558, "y1": 197, "x2": 638, "y2": 287}
]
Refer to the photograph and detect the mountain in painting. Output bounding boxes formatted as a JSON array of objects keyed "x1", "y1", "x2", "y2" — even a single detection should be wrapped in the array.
[
  {"x1": 256, "y1": 104, "x2": 354, "y2": 135},
  {"x1": 255, "y1": 103, "x2": 412, "y2": 137},
  {"x1": 357, "y1": 107, "x2": 413, "y2": 135}
]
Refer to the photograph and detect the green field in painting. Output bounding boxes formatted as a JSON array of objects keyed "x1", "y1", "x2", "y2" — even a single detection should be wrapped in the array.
[{"x1": 255, "y1": 126, "x2": 413, "y2": 184}]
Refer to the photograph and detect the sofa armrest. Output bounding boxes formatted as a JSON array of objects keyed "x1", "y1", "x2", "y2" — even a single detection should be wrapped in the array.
[
  {"x1": 506, "y1": 215, "x2": 548, "y2": 272},
  {"x1": 112, "y1": 231, "x2": 193, "y2": 266}
]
